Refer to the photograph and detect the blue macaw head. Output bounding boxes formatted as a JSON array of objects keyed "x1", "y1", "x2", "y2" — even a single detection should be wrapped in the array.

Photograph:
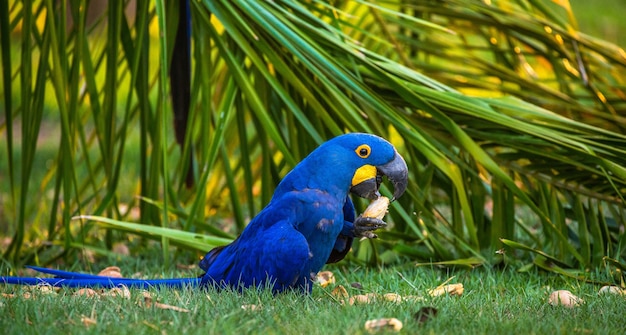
[
  {"x1": 287, "y1": 133, "x2": 408, "y2": 201},
  {"x1": 339, "y1": 133, "x2": 408, "y2": 200}
]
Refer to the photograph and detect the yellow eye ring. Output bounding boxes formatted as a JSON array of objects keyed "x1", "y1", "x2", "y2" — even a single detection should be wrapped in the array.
[{"x1": 355, "y1": 144, "x2": 371, "y2": 158}]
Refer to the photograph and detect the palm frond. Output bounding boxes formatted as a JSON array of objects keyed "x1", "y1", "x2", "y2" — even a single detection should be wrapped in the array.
[{"x1": 2, "y1": 0, "x2": 624, "y2": 277}]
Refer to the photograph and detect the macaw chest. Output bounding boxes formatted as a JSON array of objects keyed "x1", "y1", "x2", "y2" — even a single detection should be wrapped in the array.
[
  {"x1": 296, "y1": 200, "x2": 345, "y2": 265},
  {"x1": 301, "y1": 212, "x2": 344, "y2": 239}
]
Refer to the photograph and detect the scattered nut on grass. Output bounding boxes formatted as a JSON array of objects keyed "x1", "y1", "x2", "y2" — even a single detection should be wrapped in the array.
[
  {"x1": 548, "y1": 290, "x2": 582, "y2": 307},
  {"x1": 349, "y1": 293, "x2": 377, "y2": 305},
  {"x1": 362, "y1": 196, "x2": 390, "y2": 220},
  {"x1": 349, "y1": 294, "x2": 371, "y2": 305},
  {"x1": 598, "y1": 285, "x2": 625, "y2": 295},
  {"x1": 316, "y1": 271, "x2": 335, "y2": 288},
  {"x1": 364, "y1": 318, "x2": 403, "y2": 333},
  {"x1": 34, "y1": 284, "x2": 58, "y2": 295},
  {"x1": 428, "y1": 283, "x2": 464, "y2": 297},
  {"x1": 104, "y1": 286, "x2": 131, "y2": 299},
  {"x1": 383, "y1": 293, "x2": 402, "y2": 303},
  {"x1": 331, "y1": 285, "x2": 349, "y2": 300},
  {"x1": 74, "y1": 288, "x2": 98, "y2": 297},
  {"x1": 98, "y1": 266, "x2": 123, "y2": 278}
]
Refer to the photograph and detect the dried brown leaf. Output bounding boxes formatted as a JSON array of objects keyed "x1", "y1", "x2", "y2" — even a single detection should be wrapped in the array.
[
  {"x1": 140, "y1": 291, "x2": 189, "y2": 312},
  {"x1": 154, "y1": 301, "x2": 190, "y2": 313}
]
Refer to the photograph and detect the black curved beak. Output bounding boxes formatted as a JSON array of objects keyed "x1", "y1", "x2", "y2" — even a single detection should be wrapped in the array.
[{"x1": 350, "y1": 151, "x2": 408, "y2": 201}]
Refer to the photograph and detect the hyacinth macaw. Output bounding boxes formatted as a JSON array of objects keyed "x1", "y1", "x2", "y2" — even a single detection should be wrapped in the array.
[{"x1": 1, "y1": 133, "x2": 408, "y2": 293}]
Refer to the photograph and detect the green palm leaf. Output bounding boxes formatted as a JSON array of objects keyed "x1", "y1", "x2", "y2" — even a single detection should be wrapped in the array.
[{"x1": 2, "y1": 0, "x2": 624, "y2": 278}]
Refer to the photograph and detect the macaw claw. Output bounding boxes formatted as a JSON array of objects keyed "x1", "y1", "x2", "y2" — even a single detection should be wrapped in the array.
[
  {"x1": 353, "y1": 216, "x2": 387, "y2": 239},
  {"x1": 353, "y1": 196, "x2": 390, "y2": 239}
]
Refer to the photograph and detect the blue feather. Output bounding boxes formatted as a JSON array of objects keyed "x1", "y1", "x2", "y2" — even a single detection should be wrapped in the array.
[
  {"x1": 1, "y1": 276, "x2": 200, "y2": 289},
  {"x1": 0, "y1": 266, "x2": 201, "y2": 288}
]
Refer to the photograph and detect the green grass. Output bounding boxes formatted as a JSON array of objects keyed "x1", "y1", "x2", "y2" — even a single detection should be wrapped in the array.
[{"x1": 1, "y1": 257, "x2": 624, "y2": 335}]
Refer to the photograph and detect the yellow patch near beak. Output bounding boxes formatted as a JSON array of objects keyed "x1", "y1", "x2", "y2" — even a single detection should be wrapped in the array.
[{"x1": 352, "y1": 165, "x2": 377, "y2": 187}]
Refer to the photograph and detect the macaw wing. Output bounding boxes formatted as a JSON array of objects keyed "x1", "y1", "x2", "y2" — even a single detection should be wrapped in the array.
[
  {"x1": 201, "y1": 217, "x2": 311, "y2": 292},
  {"x1": 327, "y1": 197, "x2": 356, "y2": 264}
]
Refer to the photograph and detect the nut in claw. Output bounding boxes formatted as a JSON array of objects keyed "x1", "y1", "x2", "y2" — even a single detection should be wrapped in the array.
[{"x1": 362, "y1": 196, "x2": 390, "y2": 220}]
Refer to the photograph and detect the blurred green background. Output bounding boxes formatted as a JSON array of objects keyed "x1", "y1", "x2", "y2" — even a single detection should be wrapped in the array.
[{"x1": 571, "y1": 0, "x2": 626, "y2": 47}]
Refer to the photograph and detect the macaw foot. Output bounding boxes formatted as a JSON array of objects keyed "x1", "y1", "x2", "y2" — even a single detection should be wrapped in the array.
[
  {"x1": 353, "y1": 216, "x2": 387, "y2": 239},
  {"x1": 353, "y1": 196, "x2": 390, "y2": 239}
]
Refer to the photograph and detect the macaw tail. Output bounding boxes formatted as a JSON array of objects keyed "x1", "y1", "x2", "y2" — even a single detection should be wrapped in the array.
[{"x1": 0, "y1": 266, "x2": 202, "y2": 289}]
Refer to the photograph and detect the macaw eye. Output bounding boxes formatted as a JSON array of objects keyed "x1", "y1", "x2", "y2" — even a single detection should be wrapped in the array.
[{"x1": 355, "y1": 144, "x2": 371, "y2": 158}]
